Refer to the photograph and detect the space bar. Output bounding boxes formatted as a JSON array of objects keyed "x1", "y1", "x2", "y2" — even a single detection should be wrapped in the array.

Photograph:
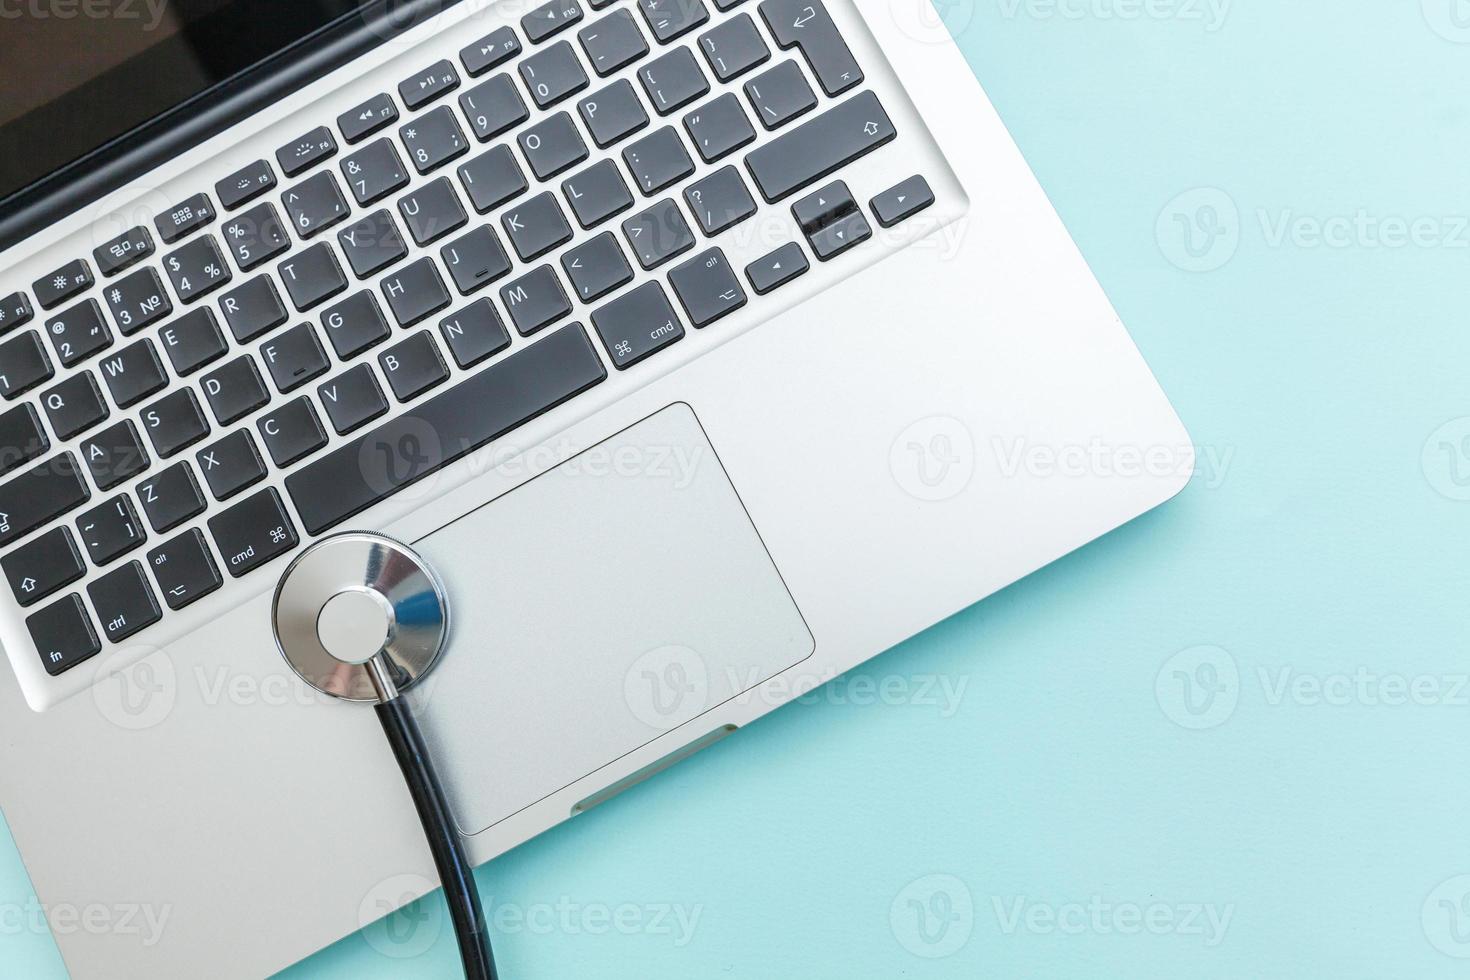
[{"x1": 286, "y1": 324, "x2": 608, "y2": 535}]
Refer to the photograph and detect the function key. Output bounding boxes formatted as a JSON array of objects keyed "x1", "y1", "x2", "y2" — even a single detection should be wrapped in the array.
[
  {"x1": 0, "y1": 452, "x2": 92, "y2": 549},
  {"x1": 0, "y1": 330, "x2": 54, "y2": 399},
  {"x1": 32, "y1": 259, "x2": 94, "y2": 310},
  {"x1": 637, "y1": 0, "x2": 709, "y2": 43},
  {"x1": 215, "y1": 159, "x2": 279, "y2": 210},
  {"x1": 0, "y1": 292, "x2": 33, "y2": 334},
  {"x1": 45, "y1": 299, "x2": 113, "y2": 367},
  {"x1": 147, "y1": 527, "x2": 223, "y2": 610},
  {"x1": 460, "y1": 25, "x2": 521, "y2": 76},
  {"x1": 870, "y1": 174, "x2": 935, "y2": 228},
  {"x1": 276, "y1": 126, "x2": 339, "y2": 178},
  {"x1": 208, "y1": 487, "x2": 299, "y2": 578},
  {"x1": 154, "y1": 193, "x2": 217, "y2": 245},
  {"x1": 88, "y1": 561, "x2": 163, "y2": 644},
  {"x1": 0, "y1": 403, "x2": 49, "y2": 477},
  {"x1": 523, "y1": 0, "x2": 584, "y2": 43},
  {"x1": 28, "y1": 593, "x2": 101, "y2": 676},
  {"x1": 92, "y1": 226, "x2": 155, "y2": 277},
  {"x1": 399, "y1": 59, "x2": 461, "y2": 111},
  {"x1": 2, "y1": 526, "x2": 84, "y2": 607},
  {"x1": 337, "y1": 93, "x2": 400, "y2": 144}
]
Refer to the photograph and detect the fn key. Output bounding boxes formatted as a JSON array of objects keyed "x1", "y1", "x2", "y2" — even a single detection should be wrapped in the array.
[{"x1": 208, "y1": 488, "x2": 299, "y2": 578}]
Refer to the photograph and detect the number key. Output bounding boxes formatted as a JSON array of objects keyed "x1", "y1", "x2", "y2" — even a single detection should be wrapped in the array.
[
  {"x1": 164, "y1": 235, "x2": 233, "y2": 303},
  {"x1": 222, "y1": 203, "x2": 291, "y2": 270},
  {"x1": 45, "y1": 299, "x2": 113, "y2": 367}
]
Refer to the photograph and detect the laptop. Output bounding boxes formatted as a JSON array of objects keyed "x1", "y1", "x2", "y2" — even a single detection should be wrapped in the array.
[{"x1": 0, "y1": 0, "x2": 1192, "y2": 975}]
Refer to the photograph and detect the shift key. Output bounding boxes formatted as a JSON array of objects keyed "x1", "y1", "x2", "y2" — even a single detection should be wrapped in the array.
[{"x1": 744, "y1": 90, "x2": 895, "y2": 202}]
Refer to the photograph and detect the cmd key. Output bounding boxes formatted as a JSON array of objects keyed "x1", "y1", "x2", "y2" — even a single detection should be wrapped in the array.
[{"x1": 208, "y1": 488, "x2": 299, "y2": 578}]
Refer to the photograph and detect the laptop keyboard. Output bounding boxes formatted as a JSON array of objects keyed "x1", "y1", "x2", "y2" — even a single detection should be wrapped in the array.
[{"x1": 0, "y1": 0, "x2": 942, "y2": 687}]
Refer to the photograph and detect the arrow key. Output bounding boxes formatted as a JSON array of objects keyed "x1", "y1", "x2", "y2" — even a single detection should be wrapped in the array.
[
  {"x1": 744, "y1": 241, "x2": 808, "y2": 295},
  {"x1": 871, "y1": 175, "x2": 935, "y2": 228},
  {"x1": 2, "y1": 526, "x2": 85, "y2": 607},
  {"x1": 807, "y1": 207, "x2": 870, "y2": 261}
]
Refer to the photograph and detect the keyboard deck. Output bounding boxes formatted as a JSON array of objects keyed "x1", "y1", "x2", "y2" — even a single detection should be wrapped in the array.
[{"x1": 0, "y1": 0, "x2": 961, "y2": 704}]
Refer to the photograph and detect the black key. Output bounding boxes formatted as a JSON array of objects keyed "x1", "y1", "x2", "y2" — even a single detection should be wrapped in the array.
[
  {"x1": 279, "y1": 243, "x2": 348, "y2": 311},
  {"x1": 200, "y1": 355, "x2": 269, "y2": 424},
  {"x1": 380, "y1": 331, "x2": 450, "y2": 401},
  {"x1": 88, "y1": 561, "x2": 162, "y2": 643},
  {"x1": 792, "y1": 178, "x2": 857, "y2": 233},
  {"x1": 321, "y1": 291, "x2": 392, "y2": 358},
  {"x1": 222, "y1": 202, "x2": 293, "y2": 272},
  {"x1": 743, "y1": 59, "x2": 816, "y2": 130},
  {"x1": 561, "y1": 231, "x2": 633, "y2": 302},
  {"x1": 808, "y1": 208, "x2": 871, "y2": 260},
  {"x1": 209, "y1": 488, "x2": 299, "y2": 578},
  {"x1": 684, "y1": 165, "x2": 757, "y2": 236},
  {"x1": 257, "y1": 397, "x2": 327, "y2": 466},
  {"x1": 637, "y1": 0, "x2": 708, "y2": 42},
  {"x1": 622, "y1": 126, "x2": 695, "y2": 195},
  {"x1": 440, "y1": 300, "x2": 511, "y2": 368},
  {"x1": 0, "y1": 330, "x2": 54, "y2": 399},
  {"x1": 461, "y1": 26, "x2": 522, "y2": 76},
  {"x1": 0, "y1": 291, "x2": 33, "y2": 334},
  {"x1": 282, "y1": 172, "x2": 351, "y2": 238},
  {"x1": 502, "y1": 192, "x2": 573, "y2": 261},
  {"x1": 591, "y1": 280, "x2": 684, "y2": 368},
  {"x1": 519, "y1": 40, "x2": 589, "y2": 109},
  {"x1": 400, "y1": 106, "x2": 470, "y2": 174},
  {"x1": 457, "y1": 145, "x2": 529, "y2": 214},
  {"x1": 579, "y1": 79, "x2": 650, "y2": 148},
  {"x1": 338, "y1": 210, "x2": 409, "y2": 279},
  {"x1": 147, "y1": 528, "x2": 222, "y2": 610},
  {"x1": 260, "y1": 323, "x2": 329, "y2": 392},
  {"x1": 2, "y1": 527, "x2": 84, "y2": 607},
  {"x1": 0, "y1": 453, "x2": 90, "y2": 548},
  {"x1": 500, "y1": 264, "x2": 572, "y2": 335},
  {"x1": 75, "y1": 494, "x2": 146, "y2": 565},
  {"x1": 441, "y1": 226, "x2": 513, "y2": 295},
  {"x1": 579, "y1": 8, "x2": 649, "y2": 76},
  {"x1": 164, "y1": 235, "x2": 233, "y2": 302},
  {"x1": 286, "y1": 323, "x2": 607, "y2": 534},
  {"x1": 46, "y1": 300, "x2": 112, "y2": 367},
  {"x1": 0, "y1": 403, "x2": 48, "y2": 476},
  {"x1": 518, "y1": 111, "x2": 589, "y2": 180},
  {"x1": 81, "y1": 419, "x2": 149, "y2": 490},
  {"x1": 699, "y1": 12, "x2": 769, "y2": 80},
  {"x1": 159, "y1": 307, "x2": 228, "y2": 375},
  {"x1": 622, "y1": 197, "x2": 695, "y2": 268},
  {"x1": 98, "y1": 339, "x2": 168, "y2": 408},
  {"x1": 220, "y1": 275, "x2": 289, "y2": 341},
  {"x1": 381, "y1": 258, "x2": 452, "y2": 327},
  {"x1": 759, "y1": 0, "x2": 862, "y2": 96},
  {"x1": 341, "y1": 139, "x2": 410, "y2": 206},
  {"x1": 318, "y1": 364, "x2": 388, "y2": 434},
  {"x1": 638, "y1": 47, "x2": 709, "y2": 115},
  {"x1": 216, "y1": 160, "x2": 278, "y2": 210},
  {"x1": 41, "y1": 371, "x2": 108, "y2": 440},
  {"x1": 137, "y1": 462, "x2": 206, "y2": 533},
  {"x1": 745, "y1": 90, "x2": 895, "y2": 201},
  {"x1": 28, "y1": 594, "x2": 100, "y2": 676},
  {"x1": 276, "y1": 126, "x2": 338, "y2": 177},
  {"x1": 398, "y1": 177, "x2": 468, "y2": 246},
  {"x1": 140, "y1": 389, "x2": 211, "y2": 457},
  {"x1": 197, "y1": 429, "x2": 266, "y2": 500},
  {"x1": 684, "y1": 92, "x2": 756, "y2": 162},
  {"x1": 103, "y1": 267, "x2": 172, "y2": 334},
  {"x1": 399, "y1": 59, "x2": 461, "y2": 111},
  {"x1": 668, "y1": 246, "x2": 747, "y2": 326},
  {"x1": 154, "y1": 194, "x2": 217, "y2": 245},
  {"x1": 338, "y1": 93, "x2": 400, "y2": 144},
  {"x1": 459, "y1": 74, "x2": 529, "y2": 142},
  {"x1": 33, "y1": 259, "x2": 94, "y2": 310},
  {"x1": 524, "y1": 0, "x2": 583, "y2": 42},
  {"x1": 871, "y1": 175, "x2": 935, "y2": 228},
  {"x1": 93, "y1": 226, "x2": 156, "y2": 277},
  {"x1": 562, "y1": 159, "x2": 634, "y2": 229}
]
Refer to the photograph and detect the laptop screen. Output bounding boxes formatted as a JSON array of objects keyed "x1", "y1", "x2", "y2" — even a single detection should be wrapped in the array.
[{"x1": 0, "y1": 0, "x2": 368, "y2": 204}]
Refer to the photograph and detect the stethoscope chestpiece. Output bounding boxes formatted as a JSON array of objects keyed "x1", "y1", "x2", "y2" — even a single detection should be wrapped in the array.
[{"x1": 271, "y1": 532, "x2": 450, "y2": 704}]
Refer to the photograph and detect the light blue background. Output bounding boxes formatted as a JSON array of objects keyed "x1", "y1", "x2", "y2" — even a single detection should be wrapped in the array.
[{"x1": 6, "y1": 1, "x2": 1470, "y2": 976}]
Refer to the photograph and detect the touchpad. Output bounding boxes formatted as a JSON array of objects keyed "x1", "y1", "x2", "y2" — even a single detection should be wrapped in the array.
[{"x1": 410, "y1": 403, "x2": 814, "y2": 835}]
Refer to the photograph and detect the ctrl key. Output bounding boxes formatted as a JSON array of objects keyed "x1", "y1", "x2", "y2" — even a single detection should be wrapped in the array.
[
  {"x1": 88, "y1": 561, "x2": 162, "y2": 643},
  {"x1": 28, "y1": 594, "x2": 101, "y2": 676},
  {"x1": 207, "y1": 488, "x2": 299, "y2": 578},
  {"x1": 148, "y1": 528, "x2": 223, "y2": 610}
]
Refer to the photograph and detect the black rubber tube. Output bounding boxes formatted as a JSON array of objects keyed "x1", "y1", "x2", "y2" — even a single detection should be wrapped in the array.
[{"x1": 375, "y1": 697, "x2": 498, "y2": 980}]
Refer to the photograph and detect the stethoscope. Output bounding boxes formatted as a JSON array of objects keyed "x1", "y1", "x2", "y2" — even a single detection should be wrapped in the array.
[{"x1": 270, "y1": 532, "x2": 498, "y2": 980}]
